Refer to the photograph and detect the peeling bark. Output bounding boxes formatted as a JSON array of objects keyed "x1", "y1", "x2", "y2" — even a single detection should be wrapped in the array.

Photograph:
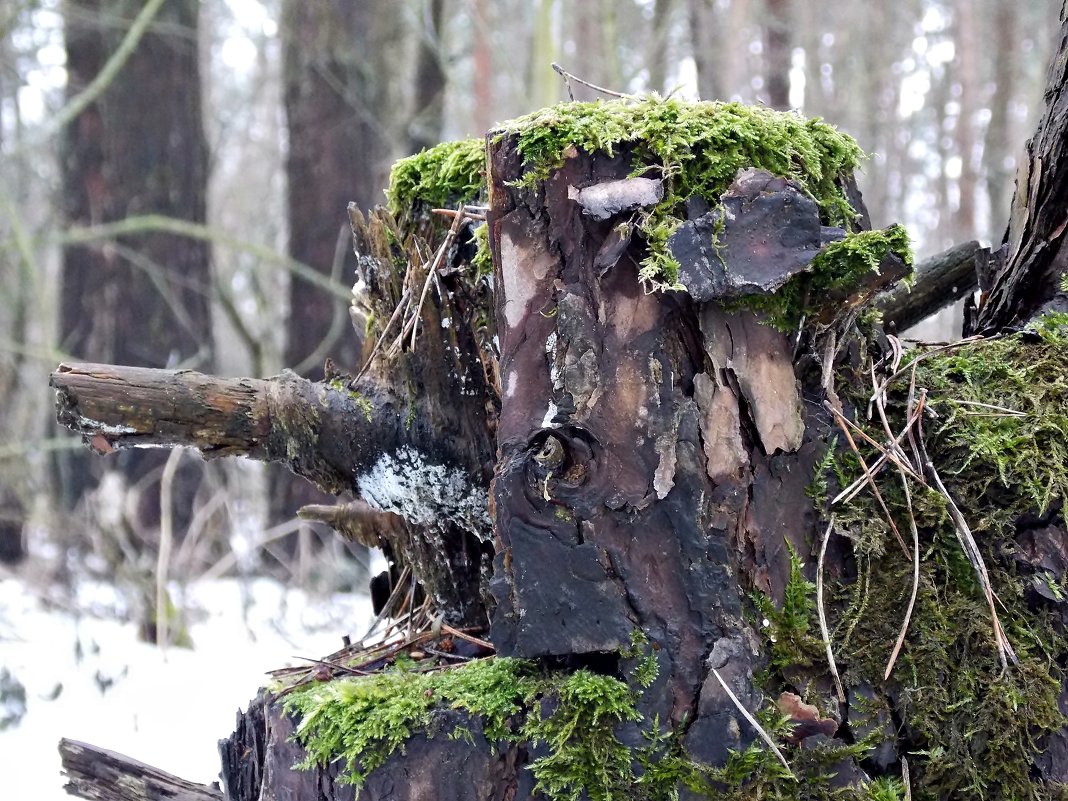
[{"x1": 484, "y1": 135, "x2": 842, "y2": 760}]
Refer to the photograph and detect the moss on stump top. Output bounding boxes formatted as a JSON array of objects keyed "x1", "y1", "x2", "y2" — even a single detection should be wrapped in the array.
[{"x1": 386, "y1": 97, "x2": 879, "y2": 288}]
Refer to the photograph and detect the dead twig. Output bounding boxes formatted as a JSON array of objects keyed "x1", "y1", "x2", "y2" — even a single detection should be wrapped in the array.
[
  {"x1": 432, "y1": 208, "x2": 487, "y2": 221},
  {"x1": 441, "y1": 624, "x2": 494, "y2": 651},
  {"x1": 551, "y1": 62, "x2": 630, "y2": 99},
  {"x1": 711, "y1": 668, "x2": 795, "y2": 779},
  {"x1": 816, "y1": 517, "x2": 846, "y2": 702},
  {"x1": 916, "y1": 400, "x2": 1018, "y2": 670}
]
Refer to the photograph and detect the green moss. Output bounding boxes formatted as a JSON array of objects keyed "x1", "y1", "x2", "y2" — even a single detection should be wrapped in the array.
[
  {"x1": 905, "y1": 313, "x2": 1068, "y2": 515},
  {"x1": 813, "y1": 319, "x2": 1068, "y2": 800},
  {"x1": 471, "y1": 219, "x2": 492, "y2": 278},
  {"x1": 495, "y1": 96, "x2": 865, "y2": 287},
  {"x1": 328, "y1": 378, "x2": 374, "y2": 422},
  {"x1": 754, "y1": 541, "x2": 825, "y2": 673},
  {"x1": 730, "y1": 224, "x2": 914, "y2": 331},
  {"x1": 386, "y1": 138, "x2": 486, "y2": 216},
  {"x1": 284, "y1": 654, "x2": 672, "y2": 801}
]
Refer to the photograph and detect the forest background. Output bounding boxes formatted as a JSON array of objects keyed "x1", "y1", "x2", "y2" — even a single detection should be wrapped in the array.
[{"x1": 0, "y1": 0, "x2": 1062, "y2": 794}]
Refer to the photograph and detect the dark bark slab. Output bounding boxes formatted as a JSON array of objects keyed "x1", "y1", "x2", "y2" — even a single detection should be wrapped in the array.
[{"x1": 671, "y1": 169, "x2": 824, "y2": 301}]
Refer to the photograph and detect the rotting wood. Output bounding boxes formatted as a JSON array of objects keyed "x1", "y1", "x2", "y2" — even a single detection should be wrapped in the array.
[{"x1": 59, "y1": 738, "x2": 224, "y2": 801}]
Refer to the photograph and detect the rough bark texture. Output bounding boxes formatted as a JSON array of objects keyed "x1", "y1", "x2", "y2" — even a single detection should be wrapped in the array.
[
  {"x1": 971, "y1": 3, "x2": 1068, "y2": 333},
  {"x1": 60, "y1": 738, "x2": 223, "y2": 801},
  {"x1": 484, "y1": 136, "x2": 851, "y2": 762}
]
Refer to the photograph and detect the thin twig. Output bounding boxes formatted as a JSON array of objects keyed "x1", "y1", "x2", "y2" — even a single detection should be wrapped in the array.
[
  {"x1": 884, "y1": 469, "x2": 921, "y2": 681},
  {"x1": 916, "y1": 407, "x2": 1017, "y2": 670},
  {"x1": 551, "y1": 62, "x2": 630, "y2": 99},
  {"x1": 432, "y1": 208, "x2": 486, "y2": 221},
  {"x1": 292, "y1": 655, "x2": 372, "y2": 677},
  {"x1": 710, "y1": 668, "x2": 795, "y2": 779},
  {"x1": 350, "y1": 288, "x2": 411, "y2": 387},
  {"x1": 441, "y1": 624, "x2": 495, "y2": 651},
  {"x1": 816, "y1": 518, "x2": 846, "y2": 702},
  {"x1": 825, "y1": 401, "x2": 911, "y2": 558},
  {"x1": 156, "y1": 448, "x2": 183, "y2": 655}
]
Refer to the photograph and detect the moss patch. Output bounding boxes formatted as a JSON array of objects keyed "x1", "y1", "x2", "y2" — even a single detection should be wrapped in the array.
[
  {"x1": 495, "y1": 96, "x2": 865, "y2": 287},
  {"x1": 811, "y1": 317, "x2": 1068, "y2": 800},
  {"x1": 386, "y1": 138, "x2": 486, "y2": 216},
  {"x1": 731, "y1": 224, "x2": 914, "y2": 330},
  {"x1": 284, "y1": 655, "x2": 665, "y2": 801}
]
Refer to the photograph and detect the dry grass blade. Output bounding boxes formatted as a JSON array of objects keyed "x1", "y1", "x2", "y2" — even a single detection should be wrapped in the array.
[
  {"x1": 350, "y1": 287, "x2": 411, "y2": 387},
  {"x1": 825, "y1": 401, "x2": 911, "y2": 559},
  {"x1": 884, "y1": 469, "x2": 921, "y2": 681},
  {"x1": 833, "y1": 394, "x2": 924, "y2": 485},
  {"x1": 816, "y1": 518, "x2": 846, "y2": 702},
  {"x1": 916, "y1": 412, "x2": 1018, "y2": 670},
  {"x1": 953, "y1": 399, "x2": 1027, "y2": 416},
  {"x1": 710, "y1": 667, "x2": 795, "y2": 779}
]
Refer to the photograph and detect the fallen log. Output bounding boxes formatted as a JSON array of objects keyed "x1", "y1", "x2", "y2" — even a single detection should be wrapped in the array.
[
  {"x1": 59, "y1": 738, "x2": 223, "y2": 801},
  {"x1": 877, "y1": 239, "x2": 986, "y2": 332}
]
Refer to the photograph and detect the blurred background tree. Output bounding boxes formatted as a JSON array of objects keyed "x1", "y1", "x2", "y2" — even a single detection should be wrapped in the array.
[{"x1": 0, "y1": 0, "x2": 1060, "y2": 602}]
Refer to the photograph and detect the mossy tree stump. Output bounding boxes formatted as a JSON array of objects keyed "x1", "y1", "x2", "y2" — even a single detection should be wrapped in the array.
[{"x1": 52, "y1": 29, "x2": 1068, "y2": 800}]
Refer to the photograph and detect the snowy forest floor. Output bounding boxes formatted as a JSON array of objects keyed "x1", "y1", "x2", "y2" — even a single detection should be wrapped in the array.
[{"x1": 0, "y1": 563, "x2": 375, "y2": 800}]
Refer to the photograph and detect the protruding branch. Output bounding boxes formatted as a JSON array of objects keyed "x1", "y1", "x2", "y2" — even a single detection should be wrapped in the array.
[
  {"x1": 51, "y1": 361, "x2": 494, "y2": 625},
  {"x1": 878, "y1": 240, "x2": 984, "y2": 332}
]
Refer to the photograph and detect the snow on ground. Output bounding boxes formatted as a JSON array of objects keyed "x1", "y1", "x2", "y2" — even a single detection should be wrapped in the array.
[{"x1": 0, "y1": 574, "x2": 374, "y2": 800}]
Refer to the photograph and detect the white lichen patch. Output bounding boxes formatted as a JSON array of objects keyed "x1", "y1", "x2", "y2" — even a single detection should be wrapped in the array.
[
  {"x1": 77, "y1": 417, "x2": 138, "y2": 436},
  {"x1": 355, "y1": 446, "x2": 491, "y2": 539},
  {"x1": 541, "y1": 401, "x2": 559, "y2": 429}
]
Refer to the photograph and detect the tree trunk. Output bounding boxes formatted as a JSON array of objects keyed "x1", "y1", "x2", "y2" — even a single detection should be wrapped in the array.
[
  {"x1": 969, "y1": 0, "x2": 1068, "y2": 333},
  {"x1": 276, "y1": 0, "x2": 404, "y2": 528},
  {"x1": 763, "y1": 0, "x2": 791, "y2": 109},
  {"x1": 58, "y1": 0, "x2": 212, "y2": 534}
]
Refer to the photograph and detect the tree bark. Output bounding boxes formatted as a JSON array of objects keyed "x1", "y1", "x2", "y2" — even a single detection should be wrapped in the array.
[
  {"x1": 878, "y1": 240, "x2": 986, "y2": 332},
  {"x1": 50, "y1": 358, "x2": 492, "y2": 626},
  {"x1": 970, "y1": 0, "x2": 1068, "y2": 333}
]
